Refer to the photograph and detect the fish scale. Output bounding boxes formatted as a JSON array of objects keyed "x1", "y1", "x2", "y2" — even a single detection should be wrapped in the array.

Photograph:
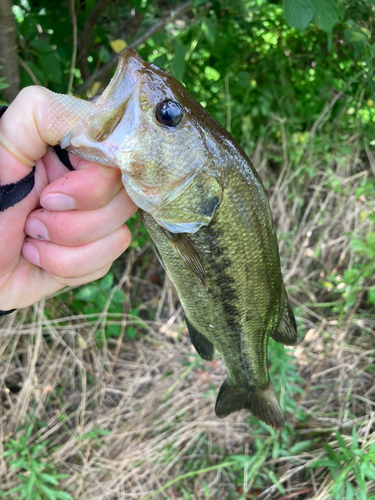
[{"x1": 64, "y1": 48, "x2": 298, "y2": 428}]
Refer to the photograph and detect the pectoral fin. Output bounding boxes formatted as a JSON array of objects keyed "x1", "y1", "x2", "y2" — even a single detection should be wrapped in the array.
[
  {"x1": 271, "y1": 299, "x2": 297, "y2": 346},
  {"x1": 185, "y1": 317, "x2": 214, "y2": 361},
  {"x1": 154, "y1": 172, "x2": 222, "y2": 234},
  {"x1": 163, "y1": 231, "x2": 207, "y2": 290}
]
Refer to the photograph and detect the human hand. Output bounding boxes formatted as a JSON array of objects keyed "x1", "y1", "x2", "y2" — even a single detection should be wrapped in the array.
[{"x1": 0, "y1": 86, "x2": 137, "y2": 312}]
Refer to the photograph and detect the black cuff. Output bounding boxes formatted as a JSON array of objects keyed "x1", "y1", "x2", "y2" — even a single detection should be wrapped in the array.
[
  {"x1": 0, "y1": 105, "x2": 36, "y2": 211},
  {"x1": 0, "y1": 309, "x2": 16, "y2": 316},
  {"x1": 0, "y1": 167, "x2": 35, "y2": 212}
]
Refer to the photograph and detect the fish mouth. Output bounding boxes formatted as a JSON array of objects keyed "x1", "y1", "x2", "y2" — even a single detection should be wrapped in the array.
[{"x1": 61, "y1": 49, "x2": 146, "y2": 164}]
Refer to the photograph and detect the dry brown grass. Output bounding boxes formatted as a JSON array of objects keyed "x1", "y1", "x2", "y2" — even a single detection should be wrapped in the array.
[{"x1": 0, "y1": 129, "x2": 374, "y2": 499}]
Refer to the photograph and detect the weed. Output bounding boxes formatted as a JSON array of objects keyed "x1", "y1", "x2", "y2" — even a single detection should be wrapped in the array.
[
  {"x1": 1, "y1": 415, "x2": 75, "y2": 500},
  {"x1": 309, "y1": 428, "x2": 375, "y2": 500}
]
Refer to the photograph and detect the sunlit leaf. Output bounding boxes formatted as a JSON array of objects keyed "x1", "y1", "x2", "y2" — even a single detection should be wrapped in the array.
[
  {"x1": 110, "y1": 39, "x2": 127, "y2": 54},
  {"x1": 75, "y1": 285, "x2": 99, "y2": 302}
]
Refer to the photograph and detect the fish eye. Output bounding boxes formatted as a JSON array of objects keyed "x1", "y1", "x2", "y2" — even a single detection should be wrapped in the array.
[{"x1": 155, "y1": 100, "x2": 184, "y2": 127}]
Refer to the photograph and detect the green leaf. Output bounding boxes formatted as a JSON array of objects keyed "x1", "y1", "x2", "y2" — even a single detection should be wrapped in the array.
[
  {"x1": 347, "y1": 481, "x2": 355, "y2": 500},
  {"x1": 106, "y1": 324, "x2": 121, "y2": 338},
  {"x1": 348, "y1": 30, "x2": 368, "y2": 44},
  {"x1": 313, "y1": 0, "x2": 339, "y2": 33},
  {"x1": 23, "y1": 60, "x2": 45, "y2": 84},
  {"x1": 283, "y1": 0, "x2": 315, "y2": 31},
  {"x1": 112, "y1": 288, "x2": 125, "y2": 304},
  {"x1": 152, "y1": 54, "x2": 168, "y2": 69},
  {"x1": 3, "y1": 484, "x2": 26, "y2": 496},
  {"x1": 308, "y1": 458, "x2": 340, "y2": 468},
  {"x1": 350, "y1": 239, "x2": 366, "y2": 252},
  {"x1": 75, "y1": 285, "x2": 99, "y2": 302},
  {"x1": 39, "y1": 472, "x2": 60, "y2": 485},
  {"x1": 343, "y1": 269, "x2": 360, "y2": 285},
  {"x1": 30, "y1": 39, "x2": 54, "y2": 54},
  {"x1": 352, "y1": 427, "x2": 358, "y2": 449},
  {"x1": 289, "y1": 440, "x2": 315, "y2": 455},
  {"x1": 202, "y1": 20, "x2": 216, "y2": 45},
  {"x1": 39, "y1": 483, "x2": 59, "y2": 500},
  {"x1": 365, "y1": 462, "x2": 375, "y2": 481},
  {"x1": 37, "y1": 53, "x2": 62, "y2": 83},
  {"x1": 99, "y1": 272, "x2": 114, "y2": 291},
  {"x1": 170, "y1": 42, "x2": 188, "y2": 81},
  {"x1": 98, "y1": 46, "x2": 110, "y2": 64},
  {"x1": 126, "y1": 327, "x2": 137, "y2": 339},
  {"x1": 366, "y1": 232, "x2": 375, "y2": 248},
  {"x1": 334, "y1": 431, "x2": 351, "y2": 459}
]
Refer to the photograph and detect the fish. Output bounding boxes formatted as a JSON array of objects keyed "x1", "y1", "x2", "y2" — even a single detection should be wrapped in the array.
[{"x1": 62, "y1": 48, "x2": 297, "y2": 428}]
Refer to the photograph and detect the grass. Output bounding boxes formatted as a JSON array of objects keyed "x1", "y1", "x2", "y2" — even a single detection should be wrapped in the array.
[{"x1": 0, "y1": 108, "x2": 374, "y2": 499}]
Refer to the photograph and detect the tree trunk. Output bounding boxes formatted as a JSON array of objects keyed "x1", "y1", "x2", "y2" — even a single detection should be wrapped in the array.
[{"x1": 0, "y1": 0, "x2": 20, "y2": 102}]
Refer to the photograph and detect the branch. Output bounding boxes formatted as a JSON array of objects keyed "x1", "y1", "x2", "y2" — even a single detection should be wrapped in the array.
[
  {"x1": 0, "y1": 0, "x2": 20, "y2": 102},
  {"x1": 75, "y1": 0, "x2": 193, "y2": 95},
  {"x1": 78, "y1": 0, "x2": 113, "y2": 81},
  {"x1": 67, "y1": 0, "x2": 78, "y2": 94}
]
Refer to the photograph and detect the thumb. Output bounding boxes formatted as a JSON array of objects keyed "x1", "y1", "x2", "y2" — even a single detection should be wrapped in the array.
[{"x1": 0, "y1": 86, "x2": 93, "y2": 172}]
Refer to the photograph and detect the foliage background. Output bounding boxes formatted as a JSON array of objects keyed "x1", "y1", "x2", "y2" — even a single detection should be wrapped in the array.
[{"x1": 0, "y1": 0, "x2": 375, "y2": 499}]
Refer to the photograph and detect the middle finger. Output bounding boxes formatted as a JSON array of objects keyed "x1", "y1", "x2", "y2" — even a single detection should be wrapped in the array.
[{"x1": 25, "y1": 187, "x2": 137, "y2": 246}]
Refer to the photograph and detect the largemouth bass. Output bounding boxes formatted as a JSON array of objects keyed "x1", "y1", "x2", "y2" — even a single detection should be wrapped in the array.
[{"x1": 62, "y1": 48, "x2": 297, "y2": 428}]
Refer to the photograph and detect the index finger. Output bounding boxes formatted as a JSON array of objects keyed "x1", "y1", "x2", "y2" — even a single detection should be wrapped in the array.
[{"x1": 40, "y1": 147, "x2": 128, "y2": 211}]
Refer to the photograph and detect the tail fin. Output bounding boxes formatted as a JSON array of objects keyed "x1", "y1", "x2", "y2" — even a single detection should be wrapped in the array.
[
  {"x1": 271, "y1": 299, "x2": 297, "y2": 346},
  {"x1": 215, "y1": 379, "x2": 284, "y2": 428}
]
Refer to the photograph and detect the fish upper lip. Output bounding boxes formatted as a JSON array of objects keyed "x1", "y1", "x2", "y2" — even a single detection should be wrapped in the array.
[
  {"x1": 89, "y1": 52, "x2": 144, "y2": 121},
  {"x1": 63, "y1": 49, "x2": 146, "y2": 154}
]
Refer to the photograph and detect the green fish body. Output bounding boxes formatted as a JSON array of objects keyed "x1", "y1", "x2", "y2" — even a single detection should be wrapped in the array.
[{"x1": 63, "y1": 48, "x2": 297, "y2": 428}]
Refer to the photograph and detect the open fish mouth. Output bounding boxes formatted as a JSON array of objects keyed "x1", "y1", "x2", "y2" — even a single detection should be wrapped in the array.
[{"x1": 61, "y1": 49, "x2": 144, "y2": 164}]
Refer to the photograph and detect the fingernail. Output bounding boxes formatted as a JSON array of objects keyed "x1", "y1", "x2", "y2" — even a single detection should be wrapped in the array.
[
  {"x1": 41, "y1": 193, "x2": 76, "y2": 210},
  {"x1": 25, "y1": 219, "x2": 49, "y2": 241},
  {"x1": 23, "y1": 241, "x2": 41, "y2": 267}
]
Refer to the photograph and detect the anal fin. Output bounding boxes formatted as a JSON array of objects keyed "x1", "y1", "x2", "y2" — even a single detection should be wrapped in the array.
[
  {"x1": 271, "y1": 299, "x2": 297, "y2": 346},
  {"x1": 185, "y1": 317, "x2": 214, "y2": 361},
  {"x1": 215, "y1": 379, "x2": 284, "y2": 429}
]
